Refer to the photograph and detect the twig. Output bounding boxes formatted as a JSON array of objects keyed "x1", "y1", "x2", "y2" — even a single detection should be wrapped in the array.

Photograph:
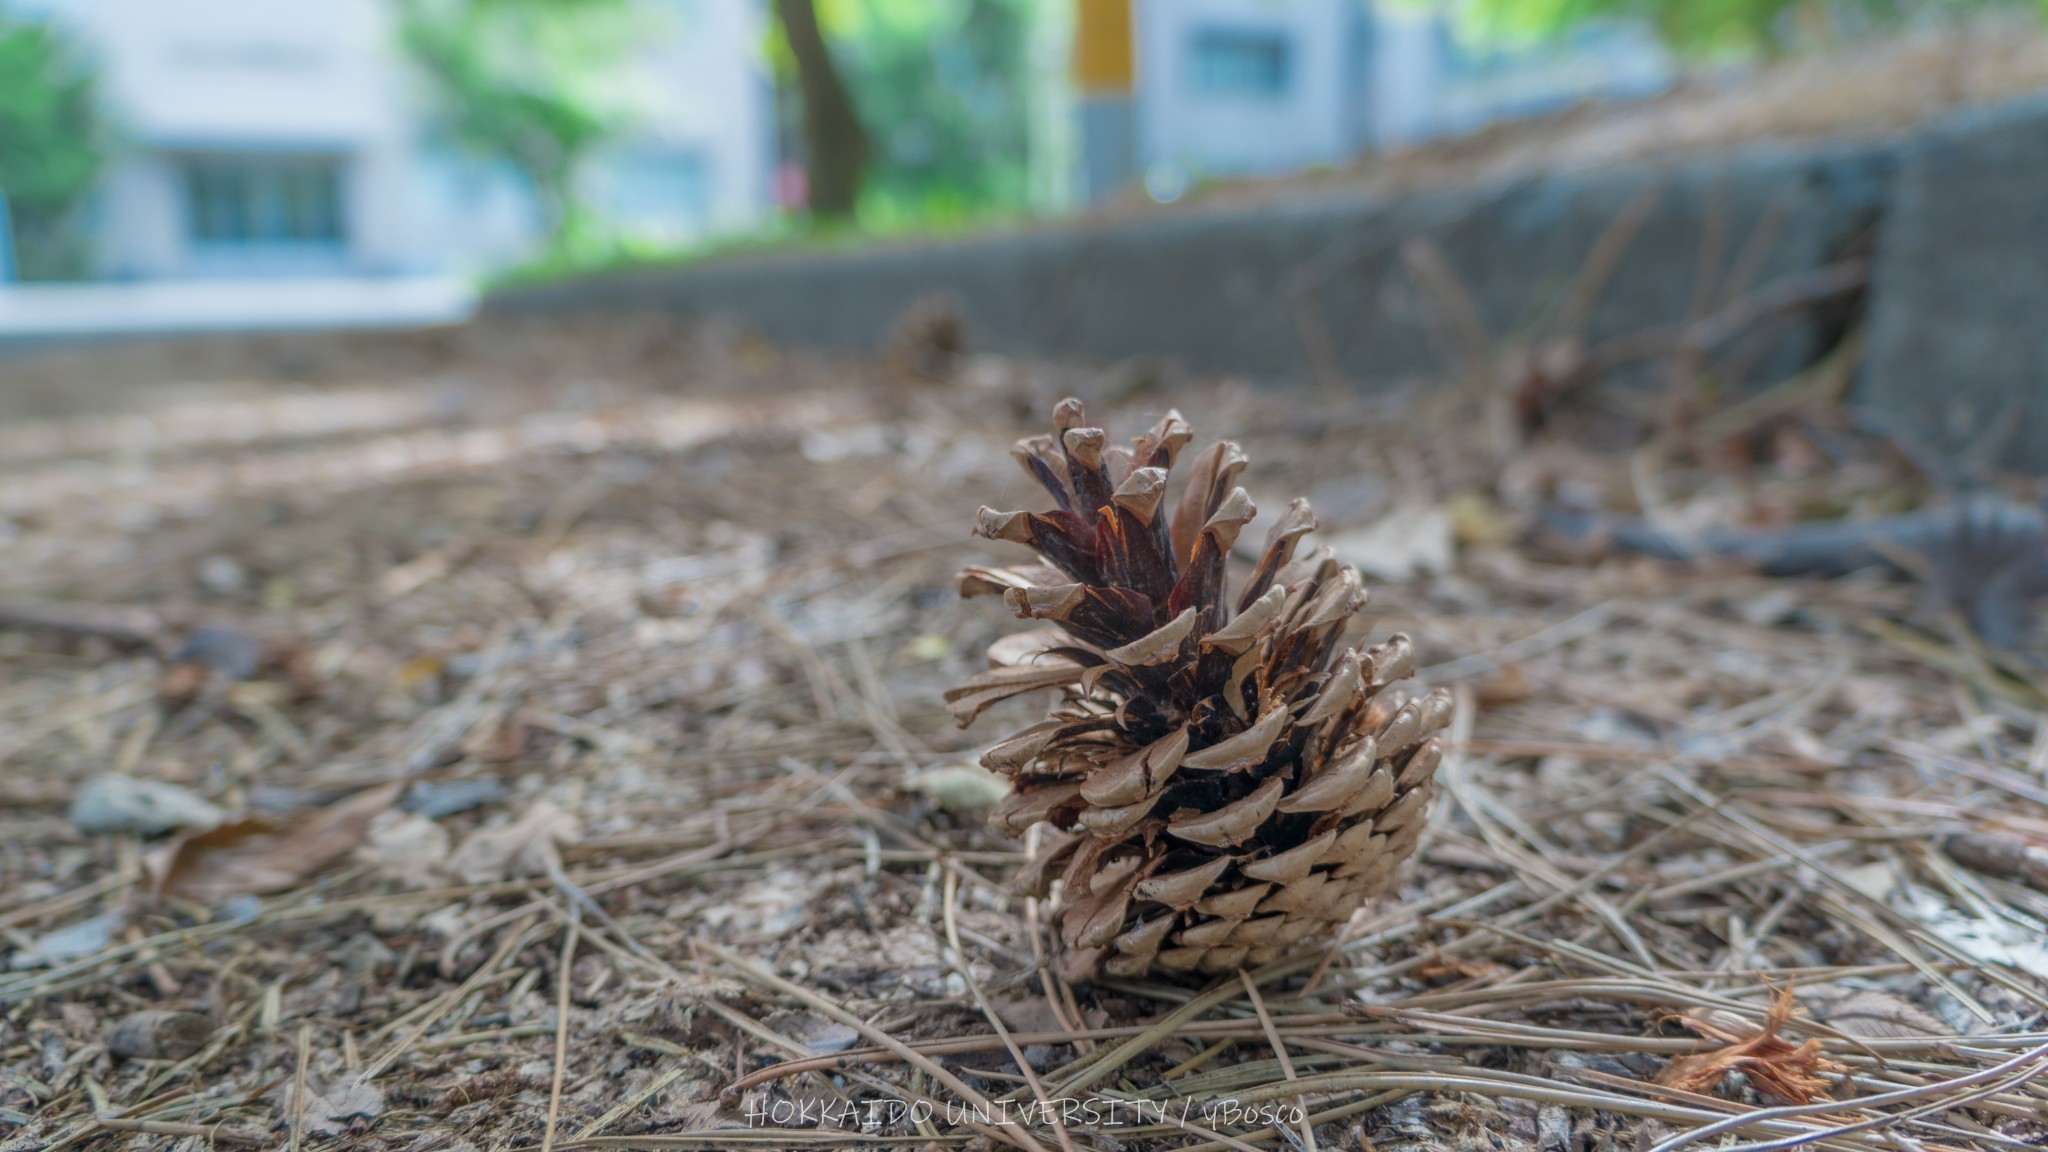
[
  {"x1": 942, "y1": 870, "x2": 1076, "y2": 1152},
  {"x1": 91, "y1": 1118, "x2": 269, "y2": 1146},
  {"x1": 1238, "y1": 971, "x2": 1315, "y2": 1152},
  {"x1": 542, "y1": 918, "x2": 582, "y2": 1152},
  {"x1": 288, "y1": 1022, "x2": 311, "y2": 1152}
]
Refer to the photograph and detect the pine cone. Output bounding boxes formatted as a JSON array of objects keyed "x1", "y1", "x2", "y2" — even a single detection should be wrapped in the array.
[{"x1": 947, "y1": 399, "x2": 1451, "y2": 982}]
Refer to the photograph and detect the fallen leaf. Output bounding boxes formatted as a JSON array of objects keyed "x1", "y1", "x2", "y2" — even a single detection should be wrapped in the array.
[
  {"x1": 1837, "y1": 861, "x2": 1897, "y2": 903},
  {"x1": 149, "y1": 783, "x2": 403, "y2": 902},
  {"x1": 1658, "y1": 984, "x2": 1846, "y2": 1104},
  {"x1": 988, "y1": 992, "x2": 1065, "y2": 1035},
  {"x1": 903, "y1": 632, "x2": 953, "y2": 662},
  {"x1": 301, "y1": 1080, "x2": 384, "y2": 1137},
  {"x1": 357, "y1": 811, "x2": 451, "y2": 889},
  {"x1": 446, "y1": 800, "x2": 581, "y2": 884},
  {"x1": 397, "y1": 654, "x2": 443, "y2": 689},
  {"x1": 1473, "y1": 664, "x2": 1532, "y2": 707},
  {"x1": 1324, "y1": 503, "x2": 1455, "y2": 582},
  {"x1": 778, "y1": 1013, "x2": 861, "y2": 1054},
  {"x1": 1809, "y1": 989, "x2": 1947, "y2": 1039},
  {"x1": 1445, "y1": 490, "x2": 1515, "y2": 548}
]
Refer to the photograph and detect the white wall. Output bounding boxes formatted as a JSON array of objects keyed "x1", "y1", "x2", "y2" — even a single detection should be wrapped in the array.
[
  {"x1": 1420, "y1": 21, "x2": 1672, "y2": 142},
  {"x1": 38, "y1": 0, "x2": 773, "y2": 281},
  {"x1": 1127, "y1": 0, "x2": 1672, "y2": 178},
  {"x1": 82, "y1": 0, "x2": 395, "y2": 148},
  {"x1": 1368, "y1": 6, "x2": 1443, "y2": 150},
  {"x1": 606, "y1": 0, "x2": 773, "y2": 236},
  {"x1": 44, "y1": 0, "x2": 402, "y2": 277},
  {"x1": 1134, "y1": 0, "x2": 1356, "y2": 182}
]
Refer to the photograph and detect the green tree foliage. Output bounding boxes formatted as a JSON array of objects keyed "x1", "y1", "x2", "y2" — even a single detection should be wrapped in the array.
[
  {"x1": 0, "y1": 11, "x2": 103, "y2": 280},
  {"x1": 773, "y1": 0, "x2": 1036, "y2": 227},
  {"x1": 1463, "y1": 0, "x2": 2041, "y2": 56},
  {"x1": 398, "y1": 0, "x2": 634, "y2": 241}
]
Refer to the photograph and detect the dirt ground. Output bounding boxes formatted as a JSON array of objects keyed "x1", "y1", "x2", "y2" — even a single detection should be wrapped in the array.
[{"x1": 1, "y1": 315, "x2": 2045, "y2": 1152}]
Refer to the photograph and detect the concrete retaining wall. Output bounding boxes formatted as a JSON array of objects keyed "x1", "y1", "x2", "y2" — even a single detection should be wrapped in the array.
[
  {"x1": 1863, "y1": 96, "x2": 2048, "y2": 476},
  {"x1": 492, "y1": 96, "x2": 2048, "y2": 473}
]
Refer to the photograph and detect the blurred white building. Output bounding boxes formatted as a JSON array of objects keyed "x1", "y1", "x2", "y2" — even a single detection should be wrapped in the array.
[
  {"x1": 1102, "y1": 0, "x2": 1672, "y2": 199},
  {"x1": 24, "y1": 0, "x2": 775, "y2": 282}
]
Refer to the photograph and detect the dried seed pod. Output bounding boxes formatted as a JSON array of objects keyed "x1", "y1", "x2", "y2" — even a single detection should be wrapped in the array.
[
  {"x1": 950, "y1": 400, "x2": 1448, "y2": 979},
  {"x1": 106, "y1": 1010, "x2": 213, "y2": 1061}
]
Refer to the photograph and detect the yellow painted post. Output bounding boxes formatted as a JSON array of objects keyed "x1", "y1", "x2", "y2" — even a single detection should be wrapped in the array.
[
  {"x1": 1073, "y1": 0, "x2": 1134, "y2": 95},
  {"x1": 1073, "y1": 0, "x2": 1137, "y2": 202}
]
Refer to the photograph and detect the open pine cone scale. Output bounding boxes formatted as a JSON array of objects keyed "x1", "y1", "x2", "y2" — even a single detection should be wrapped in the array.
[{"x1": 947, "y1": 399, "x2": 1451, "y2": 981}]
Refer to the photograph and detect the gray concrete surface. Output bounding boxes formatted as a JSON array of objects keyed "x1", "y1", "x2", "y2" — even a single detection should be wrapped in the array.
[
  {"x1": 1863, "y1": 95, "x2": 2048, "y2": 477},
  {"x1": 495, "y1": 145, "x2": 1890, "y2": 398},
  {"x1": 481, "y1": 98, "x2": 2048, "y2": 476}
]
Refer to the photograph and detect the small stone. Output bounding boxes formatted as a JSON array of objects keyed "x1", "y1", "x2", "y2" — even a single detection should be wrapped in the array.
[
  {"x1": 402, "y1": 778, "x2": 507, "y2": 820},
  {"x1": 8, "y1": 912, "x2": 123, "y2": 970},
  {"x1": 198, "y1": 555, "x2": 247, "y2": 596},
  {"x1": 336, "y1": 932, "x2": 398, "y2": 975},
  {"x1": 71, "y1": 775, "x2": 224, "y2": 837},
  {"x1": 171, "y1": 627, "x2": 265, "y2": 680}
]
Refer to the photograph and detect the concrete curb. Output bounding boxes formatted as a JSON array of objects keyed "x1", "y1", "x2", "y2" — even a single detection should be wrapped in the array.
[{"x1": 488, "y1": 96, "x2": 2048, "y2": 476}]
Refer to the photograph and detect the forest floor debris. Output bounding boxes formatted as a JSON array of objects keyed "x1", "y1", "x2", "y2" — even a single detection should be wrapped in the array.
[{"x1": 0, "y1": 315, "x2": 2044, "y2": 1151}]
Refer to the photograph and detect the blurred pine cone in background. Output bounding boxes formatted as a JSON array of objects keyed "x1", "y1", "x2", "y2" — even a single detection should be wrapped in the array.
[{"x1": 947, "y1": 398, "x2": 1452, "y2": 981}]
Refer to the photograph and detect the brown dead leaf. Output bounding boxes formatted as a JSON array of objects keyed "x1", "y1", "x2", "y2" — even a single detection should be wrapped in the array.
[
  {"x1": 357, "y1": 811, "x2": 452, "y2": 889},
  {"x1": 1473, "y1": 664, "x2": 1532, "y2": 707},
  {"x1": 1657, "y1": 984, "x2": 1847, "y2": 1104},
  {"x1": 149, "y1": 783, "x2": 403, "y2": 902},
  {"x1": 988, "y1": 992, "x2": 1066, "y2": 1035}
]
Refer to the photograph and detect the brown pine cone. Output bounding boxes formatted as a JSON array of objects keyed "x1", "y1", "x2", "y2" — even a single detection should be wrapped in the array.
[{"x1": 947, "y1": 398, "x2": 1450, "y2": 981}]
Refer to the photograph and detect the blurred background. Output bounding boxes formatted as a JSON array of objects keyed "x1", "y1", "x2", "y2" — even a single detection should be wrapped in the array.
[{"x1": 3, "y1": 0, "x2": 2041, "y2": 339}]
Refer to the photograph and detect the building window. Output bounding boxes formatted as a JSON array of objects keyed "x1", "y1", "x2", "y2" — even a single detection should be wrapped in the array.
[
  {"x1": 183, "y1": 155, "x2": 345, "y2": 246},
  {"x1": 1191, "y1": 27, "x2": 1291, "y2": 98}
]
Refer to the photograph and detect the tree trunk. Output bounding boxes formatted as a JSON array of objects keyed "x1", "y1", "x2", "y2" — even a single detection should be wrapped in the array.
[{"x1": 773, "y1": 0, "x2": 867, "y2": 221}]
